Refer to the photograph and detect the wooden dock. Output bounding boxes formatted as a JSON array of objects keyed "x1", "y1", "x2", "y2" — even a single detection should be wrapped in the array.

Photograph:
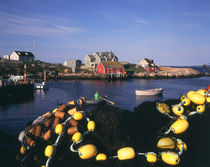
[{"x1": 0, "y1": 80, "x2": 34, "y2": 105}]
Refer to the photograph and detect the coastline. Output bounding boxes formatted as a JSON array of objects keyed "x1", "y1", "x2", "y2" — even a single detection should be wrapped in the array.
[{"x1": 49, "y1": 67, "x2": 209, "y2": 80}]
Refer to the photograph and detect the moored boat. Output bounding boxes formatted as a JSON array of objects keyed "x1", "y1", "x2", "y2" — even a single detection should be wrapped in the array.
[
  {"x1": 34, "y1": 82, "x2": 49, "y2": 90},
  {"x1": 135, "y1": 88, "x2": 163, "y2": 96}
]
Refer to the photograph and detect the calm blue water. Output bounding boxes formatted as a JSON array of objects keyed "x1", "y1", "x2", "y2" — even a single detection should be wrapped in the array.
[{"x1": 0, "y1": 77, "x2": 209, "y2": 137}]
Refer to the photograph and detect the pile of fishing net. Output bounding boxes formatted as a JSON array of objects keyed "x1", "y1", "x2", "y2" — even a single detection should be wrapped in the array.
[{"x1": 16, "y1": 88, "x2": 209, "y2": 167}]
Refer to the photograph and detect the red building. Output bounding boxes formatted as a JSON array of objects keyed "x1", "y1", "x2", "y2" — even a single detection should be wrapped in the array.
[
  {"x1": 96, "y1": 62, "x2": 125, "y2": 74},
  {"x1": 146, "y1": 66, "x2": 156, "y2": 72}
]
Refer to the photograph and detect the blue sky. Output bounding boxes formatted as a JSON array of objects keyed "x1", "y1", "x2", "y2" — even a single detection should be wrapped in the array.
[{"x1": 0, "y1": 0, "x2": 210, "y2": 65}]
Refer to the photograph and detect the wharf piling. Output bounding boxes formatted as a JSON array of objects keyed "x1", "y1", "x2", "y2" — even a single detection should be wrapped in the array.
[
  {"x1": 103, "y1": 73, "x2": 127, "y2": 80},
  {"x1": 0, "y1": 81, "x2": 34, "y2": 105}
]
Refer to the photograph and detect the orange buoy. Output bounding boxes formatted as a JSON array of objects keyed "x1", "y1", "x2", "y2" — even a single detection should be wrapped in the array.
[
  {"x1": 44, "y1": 119, "x2": 51, "y2": 128},
  {"x1": 28, "y1": 127, "x2": 35, "y2": 134},
  {"x1": 54, "y1": 111, "x2": 65, "y2": 119},
  {"x1": 67, "y1": 126, "x2": 78, "y2": 135},
  {"x1": 67, "y1": 100, "x2": 76, "y2": 105},
  {"x1": 26, "y1": 137, "x2": 35, "y2": 147},
  {"x1": 35, "y1": 125, "x2": 42, "y2": 137},
  {"x1": 68, "y1": 108, "x2": 77, "y2": 116},
  {"x1": 57, "y1": 104, "x2": 67, "y2": 112},
  {"x1": 53, "y1": 117, "x2": 60, "y2": 128},
  {"x1": 69, "y1": 119, "x2": 78, "y2": 126},
  {"x1": 43, "y1": 129, "x2": 52, "y2": 141}
]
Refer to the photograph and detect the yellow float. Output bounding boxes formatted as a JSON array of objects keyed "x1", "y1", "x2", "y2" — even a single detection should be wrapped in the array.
[
  {"x1": 78, "y1": 144, "x2": 97, "y2": 159},
  {"x1": 52, "y1": 108, "x2": 57, "y2": 113},
  {"x1": 73, "y1": 112, "x2": 83, "y2": 120},
  {"x1": 20, "y1": 145, "x2": 26, "y2": 154},
  {"x1": 45, "y1": 145, "x2": 54, "y2": 157},
  {"x1": 145, "y1": 152, "x2": 157, "y2": 163},
  {"x1": 196, "y1": 105, "x2": 205, "y2": 113},
  {"x1": 186, "y1": 90, "x2": 195, "y2": 99},
  {"x1": 206, "y1": 96, "x2": 210, "y2": 103},
  {"x1": 161, "y1": 151, "x2": 180, "y2": 165},
  {"x1": 55, "y1": 124, "x2": 63, "y2": 135},
  {"x1": 72, "y1": 132, "x2": 82, "y2": 143},
  {"x1": 196, "y1": 89, "x2": 207, "y2": 96},
  {"x1": 178, "y1": 115, "x2": 187, "y2": 120},
  {"x1": 189, "y1": 93, "x2": 205, "y2": 105},
  {"x1": 96, "y1": 153, "x2": 107, "y2": 161},
  {"x1": 176, "y1": 139, "x2": 187, "y2": 152},
  {"x1": 170, "y1": 119, "x2": 189, "y2": 134},
  {"x1": 156, "y1": 102, "x2": 170, "y2": 115},
  {"x1": 182, "y1": 98, "x2": 191, "y2": 106},
  {"x1": 87, "y1": 121, "x2": 96, "y2": 131},
  {"x1": 172, "y1": 105, "x2": 184, "y2": 116},
  {"x1": 180, "y1": 94, "x2": 186, "y2": 101},
  {"x1": 157, "y1": 137, "x2": 175, "y2": 149},
  {"x1": 117, "y1": 147, "x2": 135, "y2": 160}
]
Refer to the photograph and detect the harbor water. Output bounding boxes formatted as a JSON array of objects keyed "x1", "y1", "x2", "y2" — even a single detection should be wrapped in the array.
[{"x1": 0, "y1": 76, "x2": 209, "y2": 167}]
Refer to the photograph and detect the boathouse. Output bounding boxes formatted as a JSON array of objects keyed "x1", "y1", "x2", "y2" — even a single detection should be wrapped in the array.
[{"x1": 96, "y1": 61, "x2": 125, "y2": 74}]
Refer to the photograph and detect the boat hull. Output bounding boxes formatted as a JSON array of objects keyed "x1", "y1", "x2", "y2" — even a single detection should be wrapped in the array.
[
  {"x1": 135, "y1": 88, "x2": 163, "y2": 96},
  {"x1": 85, "y1": 99, "x2": 106, "y2": 105}
]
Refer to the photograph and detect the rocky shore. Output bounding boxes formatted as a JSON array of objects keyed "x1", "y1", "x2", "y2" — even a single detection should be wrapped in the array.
[
  {"x1": 52, "y1": 67, "x2": 208, "y2": 80},
  {"x1": 0, "y1": 59, "x2": 208, "y2": 80},
  {"x1": 133, "y1": 67, "x2": 207, "y2": 79}
]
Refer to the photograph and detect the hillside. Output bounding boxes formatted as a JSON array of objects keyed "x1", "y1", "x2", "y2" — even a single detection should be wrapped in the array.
[{"x1": 0, "y1": 60, "x2": 71, "y2": 78}]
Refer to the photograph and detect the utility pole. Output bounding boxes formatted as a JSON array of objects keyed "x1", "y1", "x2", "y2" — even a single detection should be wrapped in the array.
[
  {"x1": 24, "y1": 64, "x2": 27, "y2": 83},
  {"x1": 34, "y1": 40, "x2": 36, "y2": 61}
]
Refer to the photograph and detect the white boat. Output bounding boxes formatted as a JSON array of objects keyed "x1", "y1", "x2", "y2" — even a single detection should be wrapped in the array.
[
  {"x1": 34, "y1": 82, "x2": 49, "y2": 90},
  {"x1": 135, "y1": 88, "x2": 163, "y2": 96}
]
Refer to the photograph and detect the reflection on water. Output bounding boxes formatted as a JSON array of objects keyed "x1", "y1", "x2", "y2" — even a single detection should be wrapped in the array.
[
  {"x1": 135, "y1": 94, "x2": 163, "y2": 104},
  {"x1": 35, "y1": 89, "x2": 47, "y2": 98}
]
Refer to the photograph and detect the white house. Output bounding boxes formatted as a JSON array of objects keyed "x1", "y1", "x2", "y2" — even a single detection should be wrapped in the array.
[
  {"x1": 138, "y1": 58, "x2": 157, "y2": 72},
  {"x1": 85, "y1": 51, "x2": 118, "y2": 68},
  {"x1": 3, "y1": 55, "x2": 10, "y2": 60},
  {"x1": 64, "y1": 60, "x2": 82, "y2": 72},
  {"x1": 138, "y1": 58, "x2": 155, "y2": 68},
  {"x1": 10, "y1": 51, "x2": 34, "y2": 62}
]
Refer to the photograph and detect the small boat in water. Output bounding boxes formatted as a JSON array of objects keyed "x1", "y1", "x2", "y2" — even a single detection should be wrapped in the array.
[
  {"x1": 85, "y1": 99, "x2": 106, "y2": 105},
  {"x1": 34, "y1": 82, "x2": 49, "y2": 90},
  {"x1": 135, "y1": 88, "x2": 163, "y2": 96}
]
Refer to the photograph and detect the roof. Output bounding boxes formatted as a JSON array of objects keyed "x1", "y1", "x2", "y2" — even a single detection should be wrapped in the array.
[
  {"x1": 101, "y1": 61, "x2": 124, "y2": 69},
  {"x1": 87, "y1": 55, "x2": 96, "y2": 62},
  {"x1": 65, "y1": 60, "x2": 81, "y2": 62},
  {"x1": 14, "y1": 51, "x2": 34, "y2": 57},
  {"x1": 95, "y1": 51, "x2": 116, "y2": 60},
  {"x1": 144, "y1": 58, "x2": 153, "y2": 64}
]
